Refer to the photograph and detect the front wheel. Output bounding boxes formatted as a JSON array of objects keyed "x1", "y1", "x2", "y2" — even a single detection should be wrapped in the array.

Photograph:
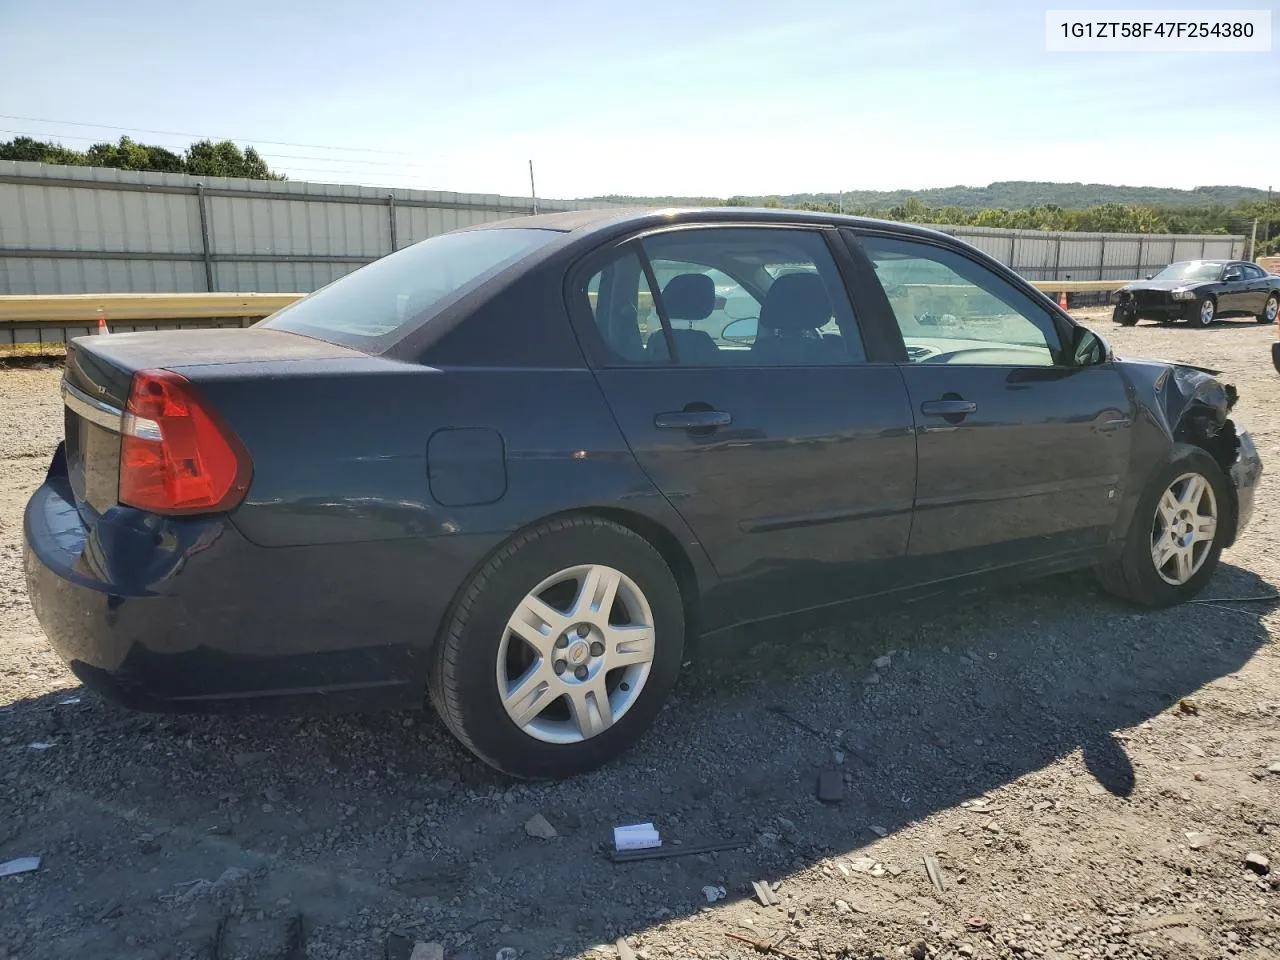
[
  {"x1": 1096, "y1": 445, "x2": 1232, "y2": 607},
  {"x1": 1192, "y1": 296, "x2": 1216, "y2": 327},
  {"x1": 1259, "y1": 293, "x2": 1279, "y2": 324},
  {"x1": 1112, "y1": 305, "x2": 1138, "y2": 326},
  {"x1": 428, "y1": 515, "x2": 685, "y2": 779}
]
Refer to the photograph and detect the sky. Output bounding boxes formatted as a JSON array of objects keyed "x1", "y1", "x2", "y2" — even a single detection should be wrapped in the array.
[{"x1": 1, "y1": 0, "x2": 1276, "y2": 200}]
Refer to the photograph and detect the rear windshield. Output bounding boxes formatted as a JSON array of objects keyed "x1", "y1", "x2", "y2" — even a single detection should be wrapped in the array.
[{"x1": 261, "y1": 227, "x2": 558, "y2": 348}]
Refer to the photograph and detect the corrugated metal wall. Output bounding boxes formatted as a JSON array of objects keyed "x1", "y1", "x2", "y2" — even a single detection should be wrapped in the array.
[
  {"x1": 0, "y1": 160, "x2": 1247, "y2": 294},
  {"x1": 0, "y1": 161, "x2": 620, "y2": 295},
  {"x1": 933, "y1": 224, "x2": 1245, "y2": 281}
]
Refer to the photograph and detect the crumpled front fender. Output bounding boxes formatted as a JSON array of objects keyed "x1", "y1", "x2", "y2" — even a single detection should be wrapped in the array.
[{"x1": 1117, "y1": 357, "x2": 1236, "y2": 443}]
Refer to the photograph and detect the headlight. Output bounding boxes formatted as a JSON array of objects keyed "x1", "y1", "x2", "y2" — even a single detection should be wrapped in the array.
[{"x1": 1171, "y1": 289, "x2": 1196, "y2": 300}]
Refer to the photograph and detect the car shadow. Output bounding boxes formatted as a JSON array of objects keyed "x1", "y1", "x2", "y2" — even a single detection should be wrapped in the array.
[{"x1": 1, "y1": 562, "x2": 1274, "y2": 960}]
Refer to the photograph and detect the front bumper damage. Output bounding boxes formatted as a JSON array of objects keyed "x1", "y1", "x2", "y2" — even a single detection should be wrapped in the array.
[{"x1": 1112, "y1": 295, "x2": 1190, "y2": 323}]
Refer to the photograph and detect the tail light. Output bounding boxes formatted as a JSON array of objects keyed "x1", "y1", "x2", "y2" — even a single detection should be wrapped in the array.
[{"x1": 119, "y1": 369, "x2": 252, "y2": 514}]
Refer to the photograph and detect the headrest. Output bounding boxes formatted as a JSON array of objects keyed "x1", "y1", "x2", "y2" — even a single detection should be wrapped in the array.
[
  {"x1": 661, "y1": 273, "x2": 715, "y2": 322},
  {"x1": 646, "y1": 328, "x2": 720, "y2": 363},
  {"x1": 759, "y1": 273, "x2": 833, "y2": 333}
]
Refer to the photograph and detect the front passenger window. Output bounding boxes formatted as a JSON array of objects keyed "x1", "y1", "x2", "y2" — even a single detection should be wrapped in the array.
[{"x1": 859, "y1": 235, "x2": 1064, "y2": 367}]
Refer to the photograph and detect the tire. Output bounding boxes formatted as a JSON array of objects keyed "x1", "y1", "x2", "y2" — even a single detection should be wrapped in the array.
[
  {"x1": 1096, "y1": 444, "x2": 1232, "y2": 608},
  {"x1": 1112, "y1": 306, "x2": 1137, "y2": 326},
  {"x1": 1190, "y1": 296, "x2": 1216, "y2": 327},
  {"x1": 1258, "y1": 293, "x2": 1280, "y2": 325},
  {"x1": 428, "y1": 515, "x2": 685, "y2": 779}
]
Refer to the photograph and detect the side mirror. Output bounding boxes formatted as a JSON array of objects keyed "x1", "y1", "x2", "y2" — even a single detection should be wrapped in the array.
[
  {"x1": 1071, "y1": 325, "x2": 1111, "y2": 366},
  {"x1": 1145, "y1": 274, "x2": 1154, "y2": 280},
  {"x1": 721, "y1": 317, "x2": 758, "y2": 341}
]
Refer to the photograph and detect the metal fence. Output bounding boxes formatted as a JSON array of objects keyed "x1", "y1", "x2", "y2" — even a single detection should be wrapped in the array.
[
  {"x1": 0, "y1": 161, "x2": 620, "y2": 295},
  {"x1": 929, "y1": 223, "x2": 1245, "y2": 282},
  {"x1": 0, "y1": 160, "x2": 1247, "y2": 296}
]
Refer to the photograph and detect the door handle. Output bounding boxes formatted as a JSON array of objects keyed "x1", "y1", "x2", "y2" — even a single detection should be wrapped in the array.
[
  {"x1": 920, "y1": 399, "x2": 977, "y2": 417},
  {"x1": 654, "y1": 410, "x2": 732, "y2": 430}
]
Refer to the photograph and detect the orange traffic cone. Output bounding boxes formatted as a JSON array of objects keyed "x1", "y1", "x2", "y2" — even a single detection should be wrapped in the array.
[
  {"x1": 96, "y1": 312, "x2": 109, "y2": 336},
  {"x1": 1057, "y1": 290, "x2": 1069, "y2": 311}
]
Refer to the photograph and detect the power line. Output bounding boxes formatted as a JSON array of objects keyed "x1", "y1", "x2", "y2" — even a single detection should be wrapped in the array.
[{"x1": 0, "y1": 113, "x2": 418, "y2": 156}]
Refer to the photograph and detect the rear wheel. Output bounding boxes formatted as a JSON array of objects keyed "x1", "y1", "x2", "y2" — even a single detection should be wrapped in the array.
[
  {"x1": 1259, "y1": 293, "x2": 1279, "y2": 324},
  {"x1": 1096, "y1": 445, "x2": 1231, "y2": 607},
  {"x1": 428, "y1": 516, "x2": 685, "y2": 779}
]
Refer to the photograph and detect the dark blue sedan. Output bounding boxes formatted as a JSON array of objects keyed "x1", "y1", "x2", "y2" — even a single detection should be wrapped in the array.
[{"x1": 23, "y1": 208, "x2": 1262, "y2": 779}]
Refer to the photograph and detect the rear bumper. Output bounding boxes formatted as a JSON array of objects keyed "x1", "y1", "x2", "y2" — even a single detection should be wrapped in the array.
[{"x1": 23, "y1": 446, "x2": 495, "y2": 713}]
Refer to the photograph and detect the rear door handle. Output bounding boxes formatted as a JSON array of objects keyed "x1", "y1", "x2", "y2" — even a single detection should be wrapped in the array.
[
  {"x1": 654, "y1": 410, "x2": 732, "y2": 430},
  {"x1": 920, "y1": 399, "x2": 977, "y2": 417}
]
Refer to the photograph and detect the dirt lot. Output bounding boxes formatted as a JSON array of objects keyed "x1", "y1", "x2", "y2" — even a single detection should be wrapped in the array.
[{"x1": 1, "y1": 310, "x2": 1278, "y2": 960}]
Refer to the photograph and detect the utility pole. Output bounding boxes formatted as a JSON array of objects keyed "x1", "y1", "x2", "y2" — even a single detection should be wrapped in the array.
[
  {"x1": 838, "y1": 190, "x2": 844, "y2": 215},
  {"x1": 1266, "y1": 185, "x2": 1273, "y2": 260},
  {"x1": 1249, "y1": 217, "x2": 1259, "y2": 261},
  {"x1": 529, "y1": 160, "x2": 538, "y2": 214}
]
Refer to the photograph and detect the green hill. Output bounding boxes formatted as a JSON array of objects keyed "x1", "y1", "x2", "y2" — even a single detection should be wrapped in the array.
[{"x1": 589, "y1": 181, "x2": 1270, "y2": 211}]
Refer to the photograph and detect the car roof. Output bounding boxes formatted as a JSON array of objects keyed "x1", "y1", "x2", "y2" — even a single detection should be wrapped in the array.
[{"x1": 467, "y1": 206, "x2": 961, "y2": 245}]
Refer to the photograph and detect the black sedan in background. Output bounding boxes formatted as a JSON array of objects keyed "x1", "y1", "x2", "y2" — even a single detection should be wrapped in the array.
[
  {"x1": 1112, "y1": 259, "x2": 1280, "y2": 327},
  {"x1": 24, "y1": 208, "x2": 1263, "y2": 779}
]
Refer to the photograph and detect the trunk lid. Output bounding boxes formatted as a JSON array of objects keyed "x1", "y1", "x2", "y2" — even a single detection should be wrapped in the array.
[{"x1": 61, "y1": 328, "x2": 364, "y2": 517}]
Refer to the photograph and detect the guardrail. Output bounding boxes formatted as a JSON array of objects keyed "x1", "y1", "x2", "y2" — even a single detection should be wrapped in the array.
[{"x1": 0, "y1": 280, "x2": 1135, "y2": 351}]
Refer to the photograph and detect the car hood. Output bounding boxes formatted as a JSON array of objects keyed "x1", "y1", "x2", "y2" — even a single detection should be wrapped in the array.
[{"x1": 1117, "y1": 278, "x2": 1214, "y2": 293}]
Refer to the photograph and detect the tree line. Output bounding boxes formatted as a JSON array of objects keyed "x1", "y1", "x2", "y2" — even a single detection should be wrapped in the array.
[
  {"x1": 740, "y1": 196, "x2": 1279, "y2": 254},
  {"x1": 0, "y1": 136, "x2": 284, "y2": 181}
]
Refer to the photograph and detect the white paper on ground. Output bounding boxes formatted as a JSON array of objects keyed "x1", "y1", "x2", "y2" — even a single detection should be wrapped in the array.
[
  {"x1": 613, "y1": 823, "x2": 661, "y2": 851},
  {"x1": 0, "y1": 857, "x2": 41, "y2": 877}
]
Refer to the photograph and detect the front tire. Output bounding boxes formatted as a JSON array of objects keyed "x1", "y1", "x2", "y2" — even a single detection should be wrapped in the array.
[
  {"x1": 1112, "y1": 305, "x2": 1138, "y2": 326},
  {"x1": 1259, "y1": 293, "x2": 1279, "y2": 325},
  {"x1": 1096, "y1": 445, "x2": 1232, "y2": 607},
  {"x1": 428, "y1": 515, "x2": 685, "y2": 779},
  {"x1": 1191, "y1": 296, "x2": 1216, "y2": 327}
]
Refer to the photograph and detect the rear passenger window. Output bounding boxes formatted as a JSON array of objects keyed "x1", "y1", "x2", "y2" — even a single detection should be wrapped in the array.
[
  {"x1": 580, "y1": 228, "x2": 865, "y2": 366},
  {"x1": 585, "y1": 249, "x2": 661, "y2": 363},
  {"x1": 642, "y1": 229, "x2": 864, "y2": 365}
]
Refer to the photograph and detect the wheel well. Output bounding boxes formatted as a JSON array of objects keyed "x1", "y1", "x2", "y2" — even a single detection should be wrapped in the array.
[
  {"x1": 426, "y1": 506, "x2": 706, "y2": 677},
  {"x1": 1173, "y1": 416, "x2": 1242, "y2": 544},
  {"x1": 1175, "y1": 408, "x2": 1239, "y2": 476},
  {"x1": 577, "y1": 506, "x2": 703, "y2": 648}
]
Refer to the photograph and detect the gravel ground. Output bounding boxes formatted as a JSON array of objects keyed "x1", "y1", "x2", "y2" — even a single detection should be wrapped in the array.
[{"x1": 1, "y1": 312, "x2": 1278, "y2": 960}]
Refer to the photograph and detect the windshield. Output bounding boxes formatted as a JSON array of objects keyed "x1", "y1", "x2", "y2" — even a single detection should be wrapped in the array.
[
  {"x1": 262, "y1": 227, "x2": 558, "y2": 348},
  {"x1": 1152, "y1": 261, "x2": 1224, "y2": 283}
]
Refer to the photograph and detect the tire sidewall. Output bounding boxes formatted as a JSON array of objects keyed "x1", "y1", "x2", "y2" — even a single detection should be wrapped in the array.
[
  {"x1": 1120, "y1": 446, "x2": 1232, "y2": 606},
  {"x1": 1260, "y1": 294, "x2": 1279, "y2": 324},
  {"x1": 1192, "y1": 296, "x2": 1215, "y2": 326},
  {"x1": 439, "y1": 520, "x2": 684, "y2": 779},
  {"x1": 1113, "y1": 306, "x2": 1137, "y2": 326}
]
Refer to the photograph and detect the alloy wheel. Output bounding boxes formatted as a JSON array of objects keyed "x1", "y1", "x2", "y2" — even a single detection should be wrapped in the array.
[
  {"x1": 1266, "y1": 295, "x2": 1279, "y2": 323},
  {"x1": 1198, "y1": 299, "x2": 1215, "y2": 325},
  {"x1": 496, "y1": 564, "x2": 656, "y2": 744},
  {"x1": 1149, "y1": 472, "x2": 1217, "y2": 586}
]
